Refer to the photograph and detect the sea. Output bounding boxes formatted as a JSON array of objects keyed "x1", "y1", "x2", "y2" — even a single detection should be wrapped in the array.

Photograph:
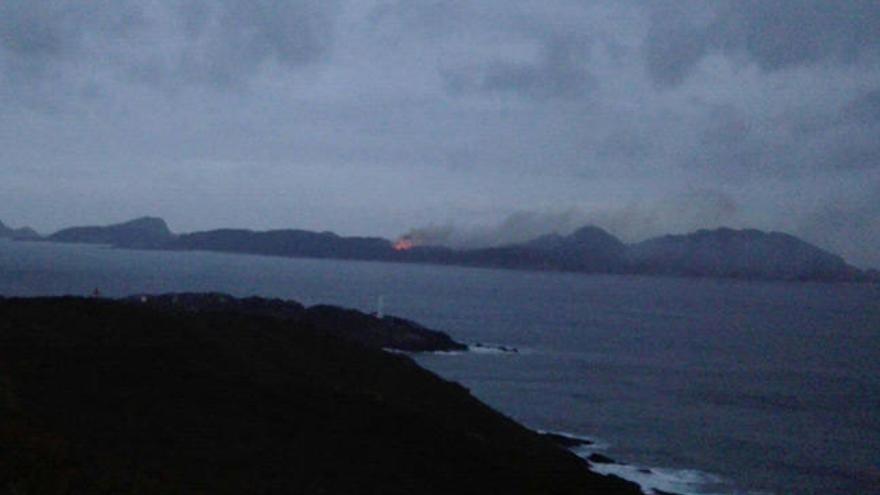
[{"x1": 1, "y1": 239, "x2": 878, "y2": 495}]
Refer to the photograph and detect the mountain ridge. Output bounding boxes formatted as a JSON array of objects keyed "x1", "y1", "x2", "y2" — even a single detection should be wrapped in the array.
[{"x1": 14, "y1": 216, "x2": 876, "y2": 283}]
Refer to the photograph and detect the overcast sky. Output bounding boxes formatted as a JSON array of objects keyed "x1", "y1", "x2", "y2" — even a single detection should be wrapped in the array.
[{"x1": 1, "y1": 1, "x2": 878, "y2": 267}]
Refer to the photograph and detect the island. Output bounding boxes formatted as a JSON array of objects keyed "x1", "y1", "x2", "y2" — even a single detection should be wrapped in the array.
[
  {"x1": 7, "y1": 215, "x2": 877, "y2": 283},
  {"x1": 0, "y1": 220, "x2": 40, "y2": 241},
  {"x1": 0, "y1": 294, "x2": 643, "y2": 494}
]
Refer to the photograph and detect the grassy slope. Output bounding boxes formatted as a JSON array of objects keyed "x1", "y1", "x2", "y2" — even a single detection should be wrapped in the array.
[{"x1": 0, "y1": 297, "x2": 642, "y2": 495}]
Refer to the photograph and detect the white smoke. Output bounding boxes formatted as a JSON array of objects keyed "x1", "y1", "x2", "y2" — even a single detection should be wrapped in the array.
[{"x1": 398, "y1": 189, "x2": 741, "y2": 248}]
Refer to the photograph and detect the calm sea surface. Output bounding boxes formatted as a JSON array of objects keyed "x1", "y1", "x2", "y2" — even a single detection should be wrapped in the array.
[{"x1": 2, "y1": 240, "x2": 878, "y2": 494}]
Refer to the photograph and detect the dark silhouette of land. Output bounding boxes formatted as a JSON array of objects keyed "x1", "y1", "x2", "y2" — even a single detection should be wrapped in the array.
[
  {"x1": 48, "y1": 217, "x2": 175, "y2": 249},
  {"x1": 127, "y1": 292, "x2": 467, "y2": 352},
  {"x1": 0, "y1": 295, "x2": 642, "y2": 494},
  {"x1": 7, "y1": 215, "x2": 876, "y2": 282},
  {"x1": 0, "y1": 219, "x2": 40, "y2": 241}
]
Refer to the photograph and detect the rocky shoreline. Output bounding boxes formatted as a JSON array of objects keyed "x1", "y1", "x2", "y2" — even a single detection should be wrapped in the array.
[{"x1": 0, "y1": 294, "x2": 644, "y2": 494}]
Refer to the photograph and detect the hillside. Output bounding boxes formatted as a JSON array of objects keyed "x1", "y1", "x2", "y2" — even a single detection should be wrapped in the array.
[{"x1": 0, "y1": 296, "x2": 641, "y2": 495}]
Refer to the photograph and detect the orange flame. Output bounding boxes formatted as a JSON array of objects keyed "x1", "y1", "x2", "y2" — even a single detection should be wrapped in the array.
[{"x1": 393, "y1": 238, "x2": 414, "y2": 251}]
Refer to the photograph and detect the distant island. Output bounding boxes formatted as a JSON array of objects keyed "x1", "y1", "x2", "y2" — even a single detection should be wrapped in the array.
[
  {"x1": 0, "y1": 294, "x2": 643, "y2": 494},
  {"x1": 0, "y1": 220, "x2": 40, "y2": 241},
  {"x1": 6, "y1": 216, "x2": 878, "y2": 283}
]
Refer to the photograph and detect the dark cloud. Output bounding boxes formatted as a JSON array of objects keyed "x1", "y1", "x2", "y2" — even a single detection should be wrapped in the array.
[
  {"x1": 676, "y1": 88, "x2": 880, "y2": 181},
  {"x1": 702, "y1": 105, "x2": 750, "y2": 144},
  {"x1": 0, "y1": 1, "x2": 142, "y2": 78},
  {"x1": 820, "y1": 89, "x2": 880, "y2": 171},
  {"x1": 176, "y1": 0, "x2": 339, "y2": 87},
  {"x1": 797, "y1": 183, "x2": 880, "y2": 268},
  {"x1": 0, "y1": 0, "x2": 338, "y2": 93},
  {"x1": 840, "y1": 89, "x2": 880, "y2": 125},
  {"x1": 643, "y1": 3, "x2": 709, "y2": 88},
  {"x1": 645, "y1": 0, "x2": 880, "y2": 86},
  {"x1": 596, "y1": 129, "x2": 653, "y2": 164},
  {"x1": 444, "y1": 35, "x2": 595, "y2": 100},
  {"x1": 480, "y1": 36, "x2": 595, "y2": 99},
  {"x1": 0, "y1": 3, "x2": 73, "y2": 61},
  {"x1": 686, "y1": 103, "x2": 773, "y2": 180},
  {"x1": 368, "y1": 0, "x2": 470, "y2": 39},
  {"x1": 372, "y1": 1, "x2": 601, "y2": 101},
  {"x1": 789, "y1": 90, "x2": 880, "y2": 172},
  {"x1": 714, "y1": 0, "x2": 880, "y2": 71}
]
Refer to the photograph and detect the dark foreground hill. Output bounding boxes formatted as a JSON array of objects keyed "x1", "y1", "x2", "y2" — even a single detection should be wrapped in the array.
[{"x1": 0, "y1": 296, "x2": 641, "y2": 495}]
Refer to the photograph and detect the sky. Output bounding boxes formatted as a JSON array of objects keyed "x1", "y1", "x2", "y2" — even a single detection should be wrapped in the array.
[{"x1": 1, "y1": 1, "x2": 878, "y2": 268}]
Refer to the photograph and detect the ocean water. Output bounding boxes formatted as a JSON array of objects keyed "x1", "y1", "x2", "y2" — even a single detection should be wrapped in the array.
[{"x1": 1, "y1": 239, "x2": 878, "y2": 495}]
